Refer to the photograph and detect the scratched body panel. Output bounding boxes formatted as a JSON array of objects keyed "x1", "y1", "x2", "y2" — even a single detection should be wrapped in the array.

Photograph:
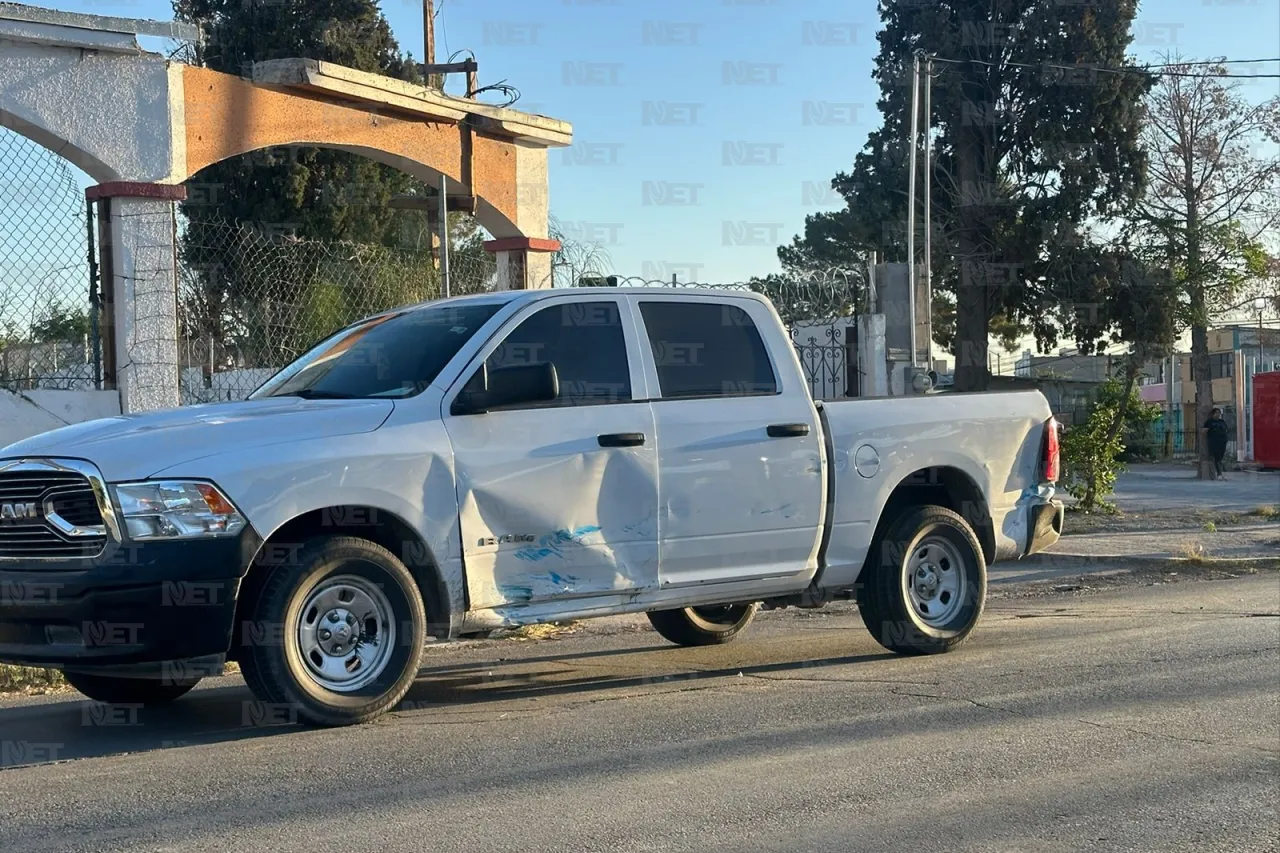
[
  {"x1": 445, "y1": 402, "x2": 660, "y2": 610},
  {"x1": 156, "y1": 395, "x2": 470, "y2": 620}
]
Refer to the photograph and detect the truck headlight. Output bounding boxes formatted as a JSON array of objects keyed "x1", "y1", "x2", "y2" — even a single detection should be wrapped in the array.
[{"x1": 112, "y1": 481, "x2": 247, "y2": 540}]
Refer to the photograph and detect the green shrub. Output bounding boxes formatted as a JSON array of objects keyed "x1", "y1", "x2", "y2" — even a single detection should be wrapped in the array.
[
  {"x1": 1061, "y1": 377, "x2": 1160, "y2": 513},
  {"x1": 1062, "y1": 402, "x2": 1127, "y2": 513}
]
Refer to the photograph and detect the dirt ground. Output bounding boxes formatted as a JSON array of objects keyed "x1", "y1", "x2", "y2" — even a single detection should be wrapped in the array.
[{"x1": 1064, "y1": 505, "x2": 1278, "y2": 535}]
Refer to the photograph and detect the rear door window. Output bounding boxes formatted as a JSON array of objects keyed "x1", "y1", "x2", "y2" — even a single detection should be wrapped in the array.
[{"x1": 638, "y1": 301, "x2": 778, "y2": 399}]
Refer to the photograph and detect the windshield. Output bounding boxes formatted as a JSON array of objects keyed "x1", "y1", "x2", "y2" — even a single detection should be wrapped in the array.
[{"x1": 250, "y1": 302, "x2": 503, "y2": 400}]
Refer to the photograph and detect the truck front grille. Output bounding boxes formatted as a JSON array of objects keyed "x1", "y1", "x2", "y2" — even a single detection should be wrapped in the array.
[{"x1": 0, "y1": 463, "x2": 110, "y2": 560}]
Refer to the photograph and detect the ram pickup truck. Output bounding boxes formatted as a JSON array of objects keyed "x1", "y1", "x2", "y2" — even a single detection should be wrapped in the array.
[{"x1": 0, "y1": 288, "x2": 1063, "y2": 725}]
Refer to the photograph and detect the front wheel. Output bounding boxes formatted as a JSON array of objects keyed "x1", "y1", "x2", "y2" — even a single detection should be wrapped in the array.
[
  {"x1": 857, "y1": 505, "x2": 986, "y2": 655},
  {"x1": 63, "y1": 672, "x2": 199, "y2": 706},
  {"x1": 647, "y1": 603, "x2": 759, "y2": 647},
  {"x1": 238, "y1": 536, "x2": 427, "y2": 727}
]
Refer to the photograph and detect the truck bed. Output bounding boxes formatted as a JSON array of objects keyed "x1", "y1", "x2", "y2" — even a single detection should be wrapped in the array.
[{"x1": 815, "y1": 390, "x2": 1055, "y2": 589}]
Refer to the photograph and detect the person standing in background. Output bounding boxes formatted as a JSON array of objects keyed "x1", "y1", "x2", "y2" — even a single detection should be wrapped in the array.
[{"x1": 1204, "y1": 406, "x2": 1230, "y2": 477}]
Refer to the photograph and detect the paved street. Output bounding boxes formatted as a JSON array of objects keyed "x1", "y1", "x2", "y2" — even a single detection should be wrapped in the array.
[
  {"x1": 1111, "y1": 464, "x2": 1280, "y2": 512},
  {"x1": 1, "y1": 573, "x2": 1277, "y2": 853}
]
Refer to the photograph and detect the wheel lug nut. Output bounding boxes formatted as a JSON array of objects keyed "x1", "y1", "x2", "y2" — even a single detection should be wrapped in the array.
[
  {"x1": 319, "y1": 629, "x2": 331, "y2": 640},
  {"x1": 328, "y1": 612, "x2": 341, "y2": 623}
]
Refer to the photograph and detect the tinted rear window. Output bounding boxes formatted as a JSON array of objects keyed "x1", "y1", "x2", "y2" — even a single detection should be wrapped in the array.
[{"x1": 639, "y1": 301, "x2": 778, "y2": 399}]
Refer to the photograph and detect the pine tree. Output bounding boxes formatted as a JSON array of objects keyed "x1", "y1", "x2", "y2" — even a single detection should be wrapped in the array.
[{"x1": 782, "y1": 1, "x2": 1152, "y2": 391}]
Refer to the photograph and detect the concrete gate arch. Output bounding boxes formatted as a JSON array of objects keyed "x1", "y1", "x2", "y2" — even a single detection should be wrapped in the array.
[{"x1": 0, "y1": 4, "x2": 571, "y2": 413}]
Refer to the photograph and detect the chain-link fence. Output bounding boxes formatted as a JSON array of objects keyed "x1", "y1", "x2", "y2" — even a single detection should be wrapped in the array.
[
  {"x1": 0, "y1": 128, "x2": 99, "y2": 391},
  {"x1": 174, "y1": 214, "x2": 869, "y2": 405},
  {"x1": 176, "y1": 217, "x2": 497, "y2": 403}
]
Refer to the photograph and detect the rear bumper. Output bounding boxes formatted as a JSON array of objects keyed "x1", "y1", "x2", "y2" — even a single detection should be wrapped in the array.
[
  {"x1": 1024, "y1": 500, "x2": 1065, "y2": 557},
  {"x1": 0, "y1": 529, "x2": 260, "y2": 672}
]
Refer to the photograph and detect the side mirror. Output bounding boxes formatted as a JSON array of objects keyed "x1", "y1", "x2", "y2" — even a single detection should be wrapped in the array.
[{"x1": 451, "y1": 362, "x2": 559, "y2": 415}]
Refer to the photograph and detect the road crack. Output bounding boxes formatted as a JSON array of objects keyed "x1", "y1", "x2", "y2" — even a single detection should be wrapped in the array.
[
  {"x1": 1070, "y1": 717, "x2": 1267, "y2": 751},
  {"x1": 886, "y1": 687, "x2": 1028, "y2": 717},
  {"x1": 743, "y1": 674, "x2": 942, "y2": 687},
  {"x1": 883, "y1": 690, "x2": 1279, "y2": 756}
]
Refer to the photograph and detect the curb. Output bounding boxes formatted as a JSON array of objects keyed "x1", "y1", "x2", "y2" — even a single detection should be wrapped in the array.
[{"x1": 1017, "y1": 554, "x2": 1280, "y2": 573}]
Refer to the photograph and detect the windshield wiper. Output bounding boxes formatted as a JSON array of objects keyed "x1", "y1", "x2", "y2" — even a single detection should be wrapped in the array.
[{"x1": 276, "y1": 389, "x2": 360, "y2": 400}]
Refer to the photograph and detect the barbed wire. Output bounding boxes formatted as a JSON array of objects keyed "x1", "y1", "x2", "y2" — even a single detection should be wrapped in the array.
[{"x1": 560, "y1": 268, "x2": 872, "y2": 326}]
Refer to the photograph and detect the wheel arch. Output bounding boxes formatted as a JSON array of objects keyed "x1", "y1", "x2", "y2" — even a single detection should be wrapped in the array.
[
  {"x1": 866, "y1": 465, "x2": 994, "y2": 566},
  {"x1": 232, "y1": 505, "x2": 452, "y2": 653}
]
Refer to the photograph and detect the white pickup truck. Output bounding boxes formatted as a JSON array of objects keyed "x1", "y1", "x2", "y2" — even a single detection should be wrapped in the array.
[{"x1": 0, "y1": 288, "x2": 1063, "y2": 725}]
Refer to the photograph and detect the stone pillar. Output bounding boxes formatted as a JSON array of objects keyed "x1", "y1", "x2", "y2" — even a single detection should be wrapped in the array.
[
  {"x1": 480, "y1": 141, "x2": 559, "y2": 289},
  {"x1": 87, "y1": 182, "x2": 185, "y2": 414},
  {"x1": 483, "y1": 237, "x2": 561, "y2": 290}
]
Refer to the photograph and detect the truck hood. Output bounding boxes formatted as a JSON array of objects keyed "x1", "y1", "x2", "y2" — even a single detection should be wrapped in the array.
[{"x1": 0, "y1": 397, "x2": 395, "y2": 482}]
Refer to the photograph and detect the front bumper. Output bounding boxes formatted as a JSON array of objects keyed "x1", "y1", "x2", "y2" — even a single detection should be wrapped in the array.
[
  {"x1": 1024, "y1": 500, "x2": 1065, "y2": 557},
  {"x1": 0, "y1": 529, "x2": 261, "y2": 671}
]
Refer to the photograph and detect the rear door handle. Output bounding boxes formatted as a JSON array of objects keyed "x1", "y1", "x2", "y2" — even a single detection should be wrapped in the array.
[
  {"x1": 598, "y1": 433, "x2": 646, "y2": 448},
  {"x1": 767, "y1": 423, "x2": 811, "y2": 438}
]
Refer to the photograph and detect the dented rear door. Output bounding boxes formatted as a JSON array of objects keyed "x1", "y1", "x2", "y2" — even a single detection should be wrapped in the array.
[{"x1": 442, "y1": 295, "x2": 659, "y2": 610}]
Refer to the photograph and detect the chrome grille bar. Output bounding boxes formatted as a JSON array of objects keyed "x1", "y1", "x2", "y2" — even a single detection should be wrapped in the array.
[{"x1": 0, "y1": 459, "x2": 122, "y2": 562}]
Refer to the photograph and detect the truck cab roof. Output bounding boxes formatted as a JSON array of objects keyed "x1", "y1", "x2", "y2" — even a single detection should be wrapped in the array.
[{"x1": 398, "y1": 286, "x2": 771, "y2": 314}]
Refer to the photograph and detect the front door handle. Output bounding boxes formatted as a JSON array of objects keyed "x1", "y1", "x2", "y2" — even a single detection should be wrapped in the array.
[
  {"x1": 767, "y1": 423, "x2": 811, "y2": 438},
  {"x1": 598, "y1": 433, "x2": 646, "y2": 448}
]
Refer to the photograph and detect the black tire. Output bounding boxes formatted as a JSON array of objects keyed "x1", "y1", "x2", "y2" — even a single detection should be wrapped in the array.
[
  {"x1": 238, "y1": 536, "x2": 427, "y2": 727},
  {"x1": 857, "y1": 505, "x2": 986, "y2": 655},
  {"x1": 647, "y1": 603, "x2": 759, "y2": 647},
  {"x1": 63, "y1": 671, "x2": 199, "y2": 706}
]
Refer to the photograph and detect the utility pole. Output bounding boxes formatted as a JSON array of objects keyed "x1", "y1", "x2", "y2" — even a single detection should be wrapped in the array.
[
  {"x1": 906, "y1": 52, "x2": 920, "y2": 369},
  {"x1": 426, "y1": 0, "x2": 448, "y2": 296},
  {"x1": 439, "y1": 174, "x2": 450, "y2": 298},
  {"x1": 424, "y1": 0, "x2": 435, "y2": 68},
  {"x1": 1257, "y1": 296, "x2": 1268, "y2": 371},
  {"x1": 923, "y1": 55, "x2": 933, "y2": 374},
  {"x1": 421, "y1": 0, "x2": 477, "y2": 96}
]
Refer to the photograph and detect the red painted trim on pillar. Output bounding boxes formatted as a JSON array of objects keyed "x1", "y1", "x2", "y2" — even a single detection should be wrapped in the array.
[
  {"x1": 482, "y1": 236, "x2": 561, "y2": 254},
  {"x1": 86, "y1": 182, "x2": 188, "y2": 202}
]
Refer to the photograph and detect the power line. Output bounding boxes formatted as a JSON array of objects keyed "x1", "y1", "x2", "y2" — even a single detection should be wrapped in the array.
[
  {"x1": 1147, "y1": 58, "x2": 1280, "y2": 66},
  {"x1": 929, "y1": 55, "x2": 1280, "y2": 79},
  {"x1": 437, "y1": 0, "x2": 450, "y2": 59}
]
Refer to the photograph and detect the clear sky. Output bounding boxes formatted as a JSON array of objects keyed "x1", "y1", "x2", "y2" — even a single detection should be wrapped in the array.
[{"x1": 27, "y1": 0, "x2": 1280, "y2": 287}]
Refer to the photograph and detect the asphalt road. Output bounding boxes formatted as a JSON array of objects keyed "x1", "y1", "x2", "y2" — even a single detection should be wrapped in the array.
[
  {"x1": 1110, "y1": 464, "x2": 1279, "y2": 512},
  {"x1": 1, "y1": 574, "x2": 1277, "y2": 853}
]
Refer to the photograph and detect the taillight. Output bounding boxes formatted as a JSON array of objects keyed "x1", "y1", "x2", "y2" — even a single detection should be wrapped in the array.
[{"x1": 1042, "y1": 417, "x2": 1060, "y2": 483}]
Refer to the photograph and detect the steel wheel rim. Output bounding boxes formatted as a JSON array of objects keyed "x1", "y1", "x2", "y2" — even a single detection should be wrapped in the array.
[
  {"x1": 903, "y1": 536, "x2": 967, "y2": 628},
  {"x1": 296, "y1": 574, "x2": 397, "y2": 693}
]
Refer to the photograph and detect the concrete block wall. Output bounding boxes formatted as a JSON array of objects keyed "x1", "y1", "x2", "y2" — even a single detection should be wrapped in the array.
[{"x1": 0, "y1": 389, "x2": 122, "y2": 450}]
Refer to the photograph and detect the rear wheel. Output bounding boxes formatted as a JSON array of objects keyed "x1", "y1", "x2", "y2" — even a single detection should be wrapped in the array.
[
  {"x1": 63, "y1": 672, "x2": 199, "y2": 706},
  {"x1": 857, "y1": 505, "x2": 986, "y2": 655},
  {"x1": 647, "y1": 603, "x2": 759, "y2": 647},
  {"x1": 238, "y1": 536, "x2": 426, "y2": 727}
]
